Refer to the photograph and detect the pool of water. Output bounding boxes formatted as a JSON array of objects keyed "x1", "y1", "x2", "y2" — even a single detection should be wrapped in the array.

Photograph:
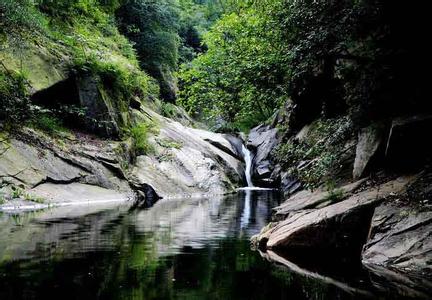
[{"x1": 0, "y1": 190, "x2": 428, "y2": 299}]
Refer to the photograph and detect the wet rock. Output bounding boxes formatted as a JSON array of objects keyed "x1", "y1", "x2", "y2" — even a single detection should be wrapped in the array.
[
  {"x1": 0, "y1": 137, "x2": 84, "y2": 187},
  {"x1": 280, "y1": 172, "x2": 302, "y2": 198},
  {"x1": 247, "y1": 124, "x2": 279, "y2": 185},
  {"x1": 131, "y1": 182, "x2": 161, "y2": 208},
  {"x1": 30, "y1": 182, "x2": 132, "y2": 204},
  {"x1": 353, "y1": 123, "x2": 386, "y2": 180}
]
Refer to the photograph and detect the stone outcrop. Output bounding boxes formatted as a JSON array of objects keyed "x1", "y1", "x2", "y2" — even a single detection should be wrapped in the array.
[
  {"x1": 252, "y1": 176, "x2": 416, "y2": 260},
  {"x1": 246, "y1": 124, "x2": 279, "y2": 187},
  {"x1": 130, "y1": 108, "x2": 244, "y2": 198},
  {"x1": 363, "y1": 202, "x2": 432, "y2": 274},
  {"x1": 353, "y1": 123, "x2": 386, "y2": 180},
  {"x1": 1, "y1": 109, "x2": 244, "y2": 210}
]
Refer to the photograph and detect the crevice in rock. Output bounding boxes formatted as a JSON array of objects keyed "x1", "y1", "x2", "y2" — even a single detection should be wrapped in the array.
[{"x1": 32, "y1": 175, "x2": 83, "y2": 189}]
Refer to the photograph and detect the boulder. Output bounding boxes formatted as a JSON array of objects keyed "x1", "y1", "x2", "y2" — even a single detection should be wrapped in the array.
[
  {"x1": 76, "y1": 74, "x2": 121, "y2": 137},
  {"x1": 247, "y1": 124, "x2": 279, "y2": 185},
  {"x1": 253, "y1": 176, "x2": 416, "y2": 260},
  {"x1": 362, "y1": 202, "x2": 432, "y2": 274},
  {"x1": 273, "y1": 178, "x2": 367, "y2": 220},
  {"x1": 353, "y1": 123, "x2": 386, "y2": 180},
  {"x1": 385, "y1": 114, "x2": 432, "y2": 169}
]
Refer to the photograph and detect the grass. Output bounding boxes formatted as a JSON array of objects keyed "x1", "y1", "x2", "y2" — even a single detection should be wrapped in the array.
[
  {"x1": 129, "y1": 122, "x2": 156, "y2": 156},
  {"x1": 24, "y1": 193, "x2": 45, "y2": 203},
  {"x1": 11, "y1": 186, "x2": 24, "y2": 199},
  {"x1": 32, "y1": 114, "x2": 68, "y2": 135},
  {"x1": 157, "y1": 138, "x2": 183, "y2": 149}
]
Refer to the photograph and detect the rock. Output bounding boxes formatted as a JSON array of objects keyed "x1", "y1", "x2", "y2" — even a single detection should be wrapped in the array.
[
  {"x1": 280, "y1": 172, "x2": 302, "y2": 198},
  {"x1": 353, "y1": 123, "x2": 386, "y2": 180},
  {"x1": 130, "y1": 108, "x2": 244, "y2": 197},
  {"x1": 362, "y1": 202, "x2": 432, "y2": 274},
  {"x1": 273, "y1": 178, "x2": 367, "y2": 220},
  {"x1": 255, "y1": 176, "x2": 416, "y2": 259},
  {"x1": 294, "y1": 123, "x2": 312, "y2": 142},
  {"x1": 0, "y1": 137, "x2": 84, "y2": 187},
  {"x1": 256, "y1": 160, "x2": 272, "y2": 178},
  {"x1": 30, "y1": 182, "x2": 132, "y2": 204},
  {"x1": 247, "y1": 124, "x2": 279, "y2": 185},
  {"x1": 385, "y1": 114, "x2": 432, "y2": 169},
  {"x1": 76, "y1": 74, "x2": 121, "y2": 137},
  {"x1": 130, "y1": 182, "x2": 161, "y2": 208}
]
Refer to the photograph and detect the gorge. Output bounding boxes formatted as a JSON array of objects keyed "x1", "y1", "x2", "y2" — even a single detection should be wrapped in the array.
[{"x1": 1, "y1": 0, "x2": 431, "y2": 299}]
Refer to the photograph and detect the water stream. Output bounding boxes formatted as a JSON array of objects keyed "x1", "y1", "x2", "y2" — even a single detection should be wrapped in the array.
[{"x1": 241, "y1": 144, "x2": 254, "y2": 187}]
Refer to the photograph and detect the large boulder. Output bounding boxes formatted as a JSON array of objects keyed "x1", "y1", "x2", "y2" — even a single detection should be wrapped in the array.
[
  {"x1": 362, "y1": 202, "x2": 432, "y2": 274},
  {"x1": 247, "y1": 124, "x2": 279, "y2": 186},
  {"x1": 353, "y1": 123, "x2": 386, "y2": 180},
  {"x1": 253, "y1": 176, "x2": 416, "y2": 260}
]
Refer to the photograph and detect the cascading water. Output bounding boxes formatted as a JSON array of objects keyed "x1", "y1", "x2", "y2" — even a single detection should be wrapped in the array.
[{"x1": 241, "y1": 144, "x2": 254, "y2": 187}]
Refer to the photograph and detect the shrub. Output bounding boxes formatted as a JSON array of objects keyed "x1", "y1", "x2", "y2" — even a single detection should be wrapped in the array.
[
  {"x1": 0, "y1": 69, "x2": 32, "y2": 125},
  {"x1": 129, "y1": 122, "x2": 156, "y2": 155},
  {"x1": 32, "y1": 113, "x2": 67, "y2": 135},
  {"x1": 0, "y1": 0, "x2": 47, "y2": 41},
  {"x1": 275, "y1": 117, "x2": 354, "y2": 190}
]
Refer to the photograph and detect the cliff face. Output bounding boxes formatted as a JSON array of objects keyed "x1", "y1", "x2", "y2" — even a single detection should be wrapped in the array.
[{"x1": 247, "y1": 101, "x2": 432, "y2": 278}]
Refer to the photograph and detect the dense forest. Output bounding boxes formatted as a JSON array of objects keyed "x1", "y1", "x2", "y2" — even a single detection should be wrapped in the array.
[{"x1": 1, "y1": 0, "x2": 429, "y2": 130}]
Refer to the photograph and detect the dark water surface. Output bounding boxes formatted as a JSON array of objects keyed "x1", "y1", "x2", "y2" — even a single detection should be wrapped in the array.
[{"x1": 0, "y1": 190, "x2": 428, "y2": 299}]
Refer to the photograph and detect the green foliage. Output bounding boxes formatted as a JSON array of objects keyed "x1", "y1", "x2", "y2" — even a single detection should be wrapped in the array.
[
  {"x1": 275, "y1": 117, "x2": 353, "y2": 189},
  {"x1": 116, "y1": 0, "x2": 180, "y2": 101},
  {"x1": 129, "y1": 122, "x2": 157, "y2": 156},
  {"x1": 178, "y1": 3, "x2": 288, "y2": 130},
  {"x1": 32, "y1": 114, "x2": 68, "y2": 135},
  {"x1": 323, "y1": 180, "x2": 344, "y2": 203},
  {"x1": 0, "y1": 0, "x2": 47, "y2": 43},
  {"x1": 73, "y1": 56, "x2": 158, "y2": 103},
  {"x1": 0, "y1": 69, "x2": 31, "y2": 125},
  {"x1": 11, "y1": 186, "x2": 24, "y2": 199},
  {"x1": 157, "y1": 138, "x2": 183, "y2": 150},
  {"x1": 160, "y1": 102, "x2": 177, "y2": 118},
  {"x1": 24, "y1": 192, "x2": 45, "y2": 203}
]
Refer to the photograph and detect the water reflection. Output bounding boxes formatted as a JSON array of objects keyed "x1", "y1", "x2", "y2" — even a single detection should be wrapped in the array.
[{"x1": 0, "y1": 190, "x2": 428, "y2": 299}]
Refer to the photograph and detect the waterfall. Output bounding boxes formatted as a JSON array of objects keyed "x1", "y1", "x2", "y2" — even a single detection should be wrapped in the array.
[{"x1": 241, "y1": 144, "x2": 254, "y2": 187}]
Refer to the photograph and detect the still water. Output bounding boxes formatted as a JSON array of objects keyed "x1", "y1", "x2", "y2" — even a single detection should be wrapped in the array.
[{"x1": 0, "y1": 190, "x2": 428, "y2": 299}]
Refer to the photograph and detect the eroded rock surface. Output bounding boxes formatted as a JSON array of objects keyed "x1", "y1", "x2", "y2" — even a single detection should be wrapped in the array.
[{"x1": 253, "y1": 176, "x2": 416, "y2": 259}]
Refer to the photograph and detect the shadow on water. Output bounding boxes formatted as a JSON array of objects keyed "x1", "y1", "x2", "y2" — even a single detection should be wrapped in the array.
[{"x1": 0, "y1": 190, "x2": 429, "y2": 299}]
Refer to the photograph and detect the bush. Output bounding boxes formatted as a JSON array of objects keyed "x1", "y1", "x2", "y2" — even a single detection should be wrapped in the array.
[
  {"x1": 129, "y1": 122, "x2": 155, "y2": 156},
  {"x1": 0, "y1": 0, "x2": 47, "y2": 41},
  {"x1": 72, "y1": 56, "x2": 159, "y2": 104},
  {"x1": 0, "y1": 69, "x2": 32, "y2": 125},
  {"x1": 275, "y1": 117, "x2": 354, "y2": 190},
  {"x1": 32, "y1": 113, "x2": 67, "y2": 135}
]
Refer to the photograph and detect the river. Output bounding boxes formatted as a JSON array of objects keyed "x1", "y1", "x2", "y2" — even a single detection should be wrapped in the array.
[{"x1": 0, "y1": 190, "x2": 427, "y2": 299}]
